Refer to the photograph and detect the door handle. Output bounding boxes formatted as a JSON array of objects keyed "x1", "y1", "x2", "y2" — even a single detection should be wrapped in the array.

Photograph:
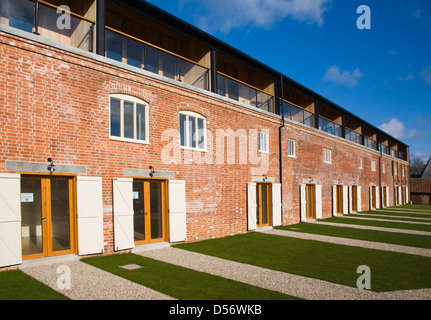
[
  {"x1": 144, "y1": 212, "x2": 148, "y2": 216},
  {"x1": 41, "y1": 217, "x2": 47, "y2": 221}
]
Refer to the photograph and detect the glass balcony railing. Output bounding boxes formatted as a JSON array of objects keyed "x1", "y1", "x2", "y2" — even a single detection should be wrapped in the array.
[
  {"x1": 345, "y1": 128, "x2": 361, "y2": 144},
  {"x1": 281, "y1": 101, "x2": 313, "y2": 127},
  {"x1": 105, "y1": 27, "x2": 209, "y2": 91},
  {"x1": 318, "y1": 116, "x2": 341, "y2": 137},
  {"x1": 364, "y1": 136, "x2": 377, "y2": 150},
  {"x1": 0, "y1": 0, "x2": 94, "y2": 52},
  {"x1": 217, "y1": 73, "x2": 273, "y2": 112}
]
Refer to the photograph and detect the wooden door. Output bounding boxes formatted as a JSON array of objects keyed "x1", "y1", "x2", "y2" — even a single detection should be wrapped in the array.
[
  {"x1": 256, "y1": 183, "x2": 272, "y2": 227},
  {"x1": 21, "y1": 176, "x2": 76, "y2": 260},
  {"x1": 306, "y1": 184, "x2": 316, "y2": 219}
]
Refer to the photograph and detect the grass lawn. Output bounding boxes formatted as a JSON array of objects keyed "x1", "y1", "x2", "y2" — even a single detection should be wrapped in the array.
[
  {"x1": 320, "y1": 216, "x2": 431, "y2": 232},
  {"x1": 0, "y1": 269, "x2": 69, "y2": 300},
  {"x1": 277, "y1": 222, "x2": 431, "y2": 249},
  {"x1": 82, "y1": 253, "x2": 300, "y2": 300},
  {"x1": 175, "y1": 232, "x2": 431, "y2": 293}
]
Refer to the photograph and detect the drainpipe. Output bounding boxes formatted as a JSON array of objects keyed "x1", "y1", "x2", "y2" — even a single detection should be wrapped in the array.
[
  {"x1": 378, "y1": 132, "x2": 383, "y2": 208},
  {"x1": 278, "y1": 76, "x2": 285, "y2": 224}
]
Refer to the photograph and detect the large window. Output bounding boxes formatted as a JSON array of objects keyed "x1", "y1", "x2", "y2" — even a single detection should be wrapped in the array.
[
  {"x1": 323, "y1": 148, "x2": 332, "y2": 164},
  {"x1": 110, "y1": 94, "x2": 149, "y2": 144},
  {"x1": 179, "y1": 111, "x2": 206, "y2": 151},
  {"x1": 258, "y1": 131, "x2": 269, "y2": 153},
  {"x1": 288, "y1": 139, "x2": 296, "y2": 157}
]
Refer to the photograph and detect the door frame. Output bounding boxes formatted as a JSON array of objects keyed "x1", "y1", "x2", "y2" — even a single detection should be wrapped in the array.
[
  {"x1": 132, "y1": 177, "x2": 169, "y2": 245},
  {"x1": 21, "y1": 174, "x2": 77, "y2": 260},
  {"x1": 306, "y1": 184, "x2": 316, "y2": 219},
  {"x1": 336, "y1": 185, "x2": 343, "y2": 214},
  {"x1": 256, "y1": 182, "x2": 272, "y2": 227},
  {"x1": 351, "y1": 186, "x2": 358, "y2": 212}
]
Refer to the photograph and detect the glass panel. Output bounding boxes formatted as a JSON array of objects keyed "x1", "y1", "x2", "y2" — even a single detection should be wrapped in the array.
[
  {"x1": 39, "y1": 4, "x2": 94, "y2": 51},
  {"x1": 136, "y1": 104, "x2": 146, "y2": 141},
  {"x1": 179, "y1": 60, "x2": 209, "y2": 90},
  {"x1": 256, "y1": 186, "x2": 260, "y2": 225},
  {"x1": 123, "y1": 101, "x2": 134, "y2": 139},
  {"x1": 133, "y1": 181, "x2": 145, "y2": 242},
  {"x1": 21, "y1": 178, "x2": 43, "y2": 256},
  {"x1": 110, "y1": 98, "x2": 121, "y2": 137},
  {"x1": 189, "y1": 116, "x2": 196, "y2": 148},
  {"x1": 126, "y1": 38, "x2": 142, "y2": 68},
  {"x1": 50, "y1": 179, "x2": 71, "y2": 252},
  {"x1": 5, "y1": 0, "x2": 34, "y2": 33},
  {"x1": 261, "y1": 185, "x2": 268, "y2": 224},
  {"x1": 307, "y1": 186, "x2": 313, "y2": 218},
  {"x1": 197, "y1": 118, "x2": 204, "y2": 149},
  {"x1": 150, "y1": 182, "x2": 163, "y2": 239},
  {"x1": 145, "y1": 46, "x2": 160, "y2": 74},
  {"x1": 106, "y1": 29, "x2": 123, "y2": 62},
  {"x1": 180, "y1": 114, "x2": 187, "y2": 147},
  {"x1": 160, "y1": 51, "x2": 176, "y2": 80}
]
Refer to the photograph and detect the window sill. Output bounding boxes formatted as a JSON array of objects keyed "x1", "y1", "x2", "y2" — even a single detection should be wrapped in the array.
[
  {"x1": 110, "y1": 136, "x2": 150, "y2": 145},
  {"x1": 180, "y1": 146, "x2": 208, "y2": 153},
  {"x1": 259, "y1": 150, "x2": 270, "y2": 154}
]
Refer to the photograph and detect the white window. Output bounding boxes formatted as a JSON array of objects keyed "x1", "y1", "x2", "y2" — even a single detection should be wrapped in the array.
[
  {"x1": 179, "y1": 111, "x2": 206, "y2": 151},
  {"x1": 110, "y1": 94, "x2": 149, "y2": 144},
  {"x1": 383, "y1": 163, "x2": 385, "y2": 173},
  {"x1": 258, "y1": 131, "x2": 269, "y2": 153},
  {"x1": 359, "y1": 156, "x2": 363, "y2": 169},
  {"x1": 323, "y1": 148, "x2": 332, "y2": 164},
  {"x1": 402, "y1": 167, "x2": 405, "y2": 177},
  {"x1": 288, "y1": 139, "x2": 296, "y2": 157},
  {"x1": 371, "y1": 160, "x2": 376, "y2": 172},
  {"x1": 394, "y1": 165, "x2": 398, "y2": 176}
]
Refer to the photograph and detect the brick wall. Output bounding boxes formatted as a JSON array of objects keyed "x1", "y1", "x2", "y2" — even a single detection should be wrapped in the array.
[{"x1": 0, "y1": 31, "x2": 410, "y2": 253}]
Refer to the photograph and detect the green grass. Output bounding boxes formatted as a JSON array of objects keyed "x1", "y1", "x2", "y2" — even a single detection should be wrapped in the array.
[
  {"x1": 320, "y1": 216, "x2": 431, "y2": 232},
  {"x1": 359, "y1": 210, "x2": 431, "y2": 220},
  {"x1": 82, "y1": 253, "x2": 299, "y2": 300},
  {"x1": 0, "y1": 269, "x2": 69, "y2": 300},
  {"x1": 175, "y1": 232, "x2": 431, "y2": 293},
  {"x1": 277, "y1": 222, "x2": 431, "y2": 249}
]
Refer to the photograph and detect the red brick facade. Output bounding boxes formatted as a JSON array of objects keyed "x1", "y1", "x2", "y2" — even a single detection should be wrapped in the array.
[{"x1": 0, "y1": 27, "x2": 409, "y2": 263}]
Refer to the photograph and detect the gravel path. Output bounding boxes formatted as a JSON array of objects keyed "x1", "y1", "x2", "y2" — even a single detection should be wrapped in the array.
[
  {"x1": 340, "y1": 215, "x2": 431, "y2": 225},
  {"x1": 19, "y1": 259, "x2": 174, "y2": 300},
  {"x1": 260, "y1": 228, "x2": 431, "y2": 257},
  {"x1": 137, "y1": 247, "x2": 431, "y2": 300},
  {"x1": 308, "y1": 220, "x2": 431, "y2": 236}
]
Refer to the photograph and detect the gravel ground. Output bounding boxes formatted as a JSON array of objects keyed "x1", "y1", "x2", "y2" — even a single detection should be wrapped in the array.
[
  {"x1": 19, "y1": 259, "x2": 174, "y2": 300},
  {"x1": 137, "y1": 246, "x2": 431, "y2": 300}
]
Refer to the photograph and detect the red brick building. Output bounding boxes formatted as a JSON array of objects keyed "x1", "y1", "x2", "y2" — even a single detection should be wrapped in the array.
[{"x1": 0, "y1": 0, "x2": 409, "y2": 268}]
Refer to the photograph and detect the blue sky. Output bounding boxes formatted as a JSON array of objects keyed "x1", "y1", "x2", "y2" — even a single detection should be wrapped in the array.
[{"x1": 147, "y1": 0, "x2": 431, "y2": 162}]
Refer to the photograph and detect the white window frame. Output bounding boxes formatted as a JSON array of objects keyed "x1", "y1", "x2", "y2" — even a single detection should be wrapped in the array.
[
  {"x1": 258, "y1": 131, "x2": 269, "y2": 153},
  {"x1": 359, "y1": 156, "x2": 363, "y2": 169},
  {"x1": 179, "y1": 111, "x2": 207, "y2": 151},
  {"x1": 109, "y1": 94, "x2": 150, "y2": 144},
  {"x1": 383, "y1": 163, "x2": 386, "y2": 173},
  {"x1": 323, "y1": 148, "x2": 332, "y2": 164},
  {"x1": 371, "y1": 160, "x2": 376, "y2": 172},
  {"x1": 288, "y1": 139, "x2": 296, "y2": 158}
]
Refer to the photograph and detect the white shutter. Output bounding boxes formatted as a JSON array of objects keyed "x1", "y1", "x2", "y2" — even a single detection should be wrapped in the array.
[
  {"x1": 77, "y1": 177, "x2": 104, "y2": 255},
  {"x1": 0, "y1": 174, "x2": 22, "y2": 267},
  {"x1": 247, "y1": 183, "x2": 257, "y2": 230},
  {"x1": 375, "y1": 187, "x2": 380, "y2": 209},
  {"x1": 332, "y1": 185, "x2": 337, "y2": 216},
  {"x1": 169, "y1": 180, "x2": 187, "y2": 242},
  {"x1": 356, "y1": 186, "x2": 362, "y2": 212},
  {"x1": 316, "y1": 185, "x2": 322, "y2": 219},
  {"x1": 300, "y1": 184, "x2": 306, "y2": 222},
  {"x1": 357, "y1": 186, "x2": 362, "y2": 212},
  {"x1": 113, "y1": 178, "x2": 134, "y2": 251},
  {"x1": 369, "y1": 187, "x2": 373, "y2": 210},
  {"x1": 398, "y1": 187, "x2": 402, "y2": 205},
  {"x1": 343, "y1": 186, "x2": 348, "y2": 214},
  {"x1": 272, "y1": 183, "x2": 282, "y2": 226},
  {"x1": 405, "y1": 187, "x2": 409, "y2": 204},
  {"x1": 348, "y1": 186, "x2": 353, "y2": 214},
  {"x1": 385, "y1": 187, "x2": 389, "y2": 207}
]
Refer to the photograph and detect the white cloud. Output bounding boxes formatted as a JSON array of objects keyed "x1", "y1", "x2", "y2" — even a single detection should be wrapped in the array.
[
  {"x1": 378, "y1": 118, "x2": 425, "y2": 140},
  {"x1": 397, "y1": 73, "x2": 415, "y2": 81},
  {"x1": 413, "y1": 150, "x2": 431, "y2": 162},
  {"x1": 322, "y1": 65, "x2": 363, "y2": 87},
  {"x1": 178, "y1": 0, "x2": 332, "y2": 33},
  {"x1": 419, "y1": 66, "x2": 431, "y2": 85}
]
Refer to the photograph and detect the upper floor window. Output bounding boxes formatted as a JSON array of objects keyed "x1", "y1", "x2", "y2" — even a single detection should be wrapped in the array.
[
  {"x1": 359, "y1": 156, "x2": 363, "y2": 169},
  {"x1": 110, "y1": 94, "x2": 149, "y2": 144},
  {"x1": 323, "y1": 148, "x2": 332, "y2": 164},
  {"x1": 371, "y1": 160, "x2": 376, "y2": 172},
  {"x1": 288, "y1": 139, "x2": 296, "y2": 157},
  {"x1": 258, "y1": 131, "x2": 269, "y2": 153},
  {"x1": 179, "y1": 111, "x2": 206, "y2": 151}
]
